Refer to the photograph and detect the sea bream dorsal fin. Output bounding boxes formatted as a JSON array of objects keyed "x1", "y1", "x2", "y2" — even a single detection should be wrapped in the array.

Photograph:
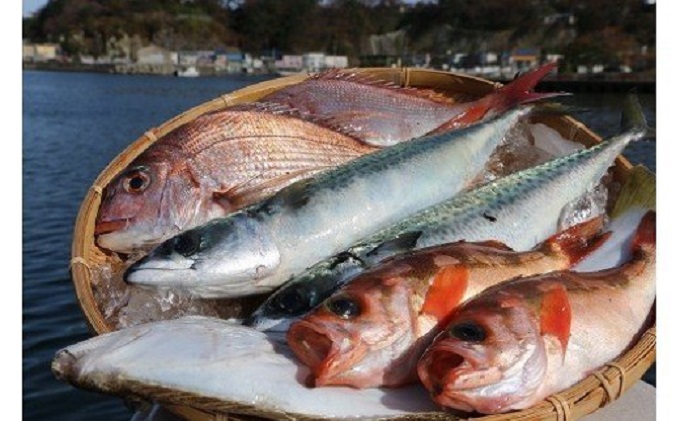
[
  {"x1": 308, "y1": 68, "x2": 459, "y2": 105},
  {"x1": 230, "y1": 101, "x2": 379, "y2": 143}
]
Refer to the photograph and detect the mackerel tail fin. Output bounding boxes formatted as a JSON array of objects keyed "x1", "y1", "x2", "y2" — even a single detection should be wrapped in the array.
[
  {"x1": 610, "y1": 165, "x2": 656, "y2": 219},
  {"x1": 621, "y1": 92, "x2": 655, "y2": 139},
  {"x1": 541, "y1": 215, "x2": 612, "y2": 266}
]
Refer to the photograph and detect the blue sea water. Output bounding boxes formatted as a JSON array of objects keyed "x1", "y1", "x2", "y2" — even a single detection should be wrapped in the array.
[{"x1": 22, "y1": 70, "x2": 655, "y2": 420}]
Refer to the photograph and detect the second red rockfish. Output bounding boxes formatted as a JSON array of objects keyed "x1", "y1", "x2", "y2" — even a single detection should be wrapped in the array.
[
  {"x1": 286, "y1": 216, "x2": 609, "y2": 389},
  {"x1": 417, "y1": 212, "x2": 655, "y2": 414}
]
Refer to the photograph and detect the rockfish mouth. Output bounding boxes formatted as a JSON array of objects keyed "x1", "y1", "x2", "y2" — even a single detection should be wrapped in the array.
[{"x1": 287, "y1": 320, "x2": 338, "y2": 378}]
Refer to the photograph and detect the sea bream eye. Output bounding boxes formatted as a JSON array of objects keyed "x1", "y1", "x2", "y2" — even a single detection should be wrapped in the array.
[
  {"x1": 122, "y1": 167, "x2": 151, "y2": 193},
  {"x1": 449, "y1": 321, "x2": 487, "y2": 342},
  {"x1": 173, "y1": 232, "x2": 201, "y2": 257},
  {"x1": 325, "y1": 295, "x2": 361, "y2": 319}
]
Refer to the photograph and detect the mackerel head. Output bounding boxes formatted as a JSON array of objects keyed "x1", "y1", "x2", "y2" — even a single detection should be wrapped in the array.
[
  {"x1": 247, "y1": 101, "x2": 650, "y2": 330},
  {"x1": 124, "y1": 106, "x2": 532, "y2": 298}
]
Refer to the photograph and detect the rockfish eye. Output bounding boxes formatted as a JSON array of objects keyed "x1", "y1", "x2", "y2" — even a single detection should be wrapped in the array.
[
  {"x1": 123, "y1": 167, "x2": 151, "y2": 193},
  {"x1": 325, "y1": 295, "x2": 361, "y2": 319},
  {"x1": 173, "y1": 232, "x2": 201, "y2": 257},
  {"x1": 449, "y1": 321, "x2": 487, "y2": 342}
]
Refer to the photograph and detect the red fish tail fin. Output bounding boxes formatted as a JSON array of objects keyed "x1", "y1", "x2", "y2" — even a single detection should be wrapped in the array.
[
  {"x1": 488, "y1": 62, "x2": 566, "y2": 110},
  {"x1": 542, "y1": 215, "x2": 612, "y2": 266},
  {"x1": 432, "y1": 63, "x2": 566, "y2": 132},
  {"x1": 631, "y1": 211, "x2": 656, "y2": 253}
]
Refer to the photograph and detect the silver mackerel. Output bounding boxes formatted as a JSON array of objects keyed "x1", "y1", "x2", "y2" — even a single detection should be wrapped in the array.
[
  {"x1": 124, "y1": 107, "x2": 532, "y2": 298},
  {"x1": 248, "y1": 123, "x2": 647, "y2": 331}
]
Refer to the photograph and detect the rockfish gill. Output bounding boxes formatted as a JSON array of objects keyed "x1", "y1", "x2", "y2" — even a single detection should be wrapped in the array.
[
  {"x1": 96, "y1": 64, "x2": 559, "y2": 253},
  {"x1": 123, "y1": 107, "x2": 533, "y2": 298},
  {"x1": 260, "y1": 63, "x2": 560, "y2": 147},
  {"x1": 417, "y1": 211, "x2": 655, "y2": 414},
  {"x1": 286, "y1": 217, "x2": 609, "y2": 389},
  {"x1": 246, "y1": 110, "x2": 649, "y2": 331}
]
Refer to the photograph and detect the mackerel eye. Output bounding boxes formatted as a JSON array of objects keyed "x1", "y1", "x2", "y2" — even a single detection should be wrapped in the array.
[
  {"x1": 173, "y1": 232, "x2": 200, "y2": 257},
  {"x1": 325, "y1": 295, "x2": 361, "y2": 319},
  {"x1": 122, "y1": 168, "x2": 151, "y2": 193},
  {"x1": 274, "y1": 289, "x2": 305, "y2": 313},
  {"x1": 449, "y1": 321, "x2": 487, "y2": 342}
]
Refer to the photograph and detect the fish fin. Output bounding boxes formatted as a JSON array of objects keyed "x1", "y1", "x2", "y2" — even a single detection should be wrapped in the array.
[
  {"x1": 540, "y1": 284, "x2": 572, "y2": 356},
  {"x1": 421, "y1": 265, "x2": 469, "y2": 325},
  {"x1": 215, "y1": 168, "x2": 324, "y2": 210},
  {"x1": 234, "y1": 101, "x2": 376, "y2": 143},
  {"x1": 621, "y1": 91, "x2": 654, "y2": 138},
  {"x1": 610, "y1": 165, "x2": 656, "y2": 218},
  {"x1": 542, "y1": 216, "x2": 612, "y2": 266},
  {"x1": 309, "y1": 68, "x2": 458, "y2": 104},
  {"x1": 630, "y1": 211, "x2": 656, "y2": 252},
  {"x1": 272, "y1": 175, "x2": 317, "y2": 210},
  {"x1": 366, "y1": 232, "x2": 423, "y2": 261},
  {"x1": 427, "y1": 63, "x2": 567, "y2": 133},
  {"x1": 474, "y1": 240, "x2": 515, "y2": 251}
]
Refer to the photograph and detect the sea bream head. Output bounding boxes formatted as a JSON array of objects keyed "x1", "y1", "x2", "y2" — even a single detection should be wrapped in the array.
[
  {"x1": 95, "y1": 140, "x2": 226, "y2": 253},
  {"x1": 123, "y1": 212, "x2": 281, "y2": 297},
  {"x1": 417, "y1": 289, "x2": 550, "y2": 414}
]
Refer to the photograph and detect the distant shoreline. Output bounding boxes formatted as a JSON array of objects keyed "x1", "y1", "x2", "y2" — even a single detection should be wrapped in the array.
[{"x1": 23, "y1": 62, "x2": 655, "y2": 93}]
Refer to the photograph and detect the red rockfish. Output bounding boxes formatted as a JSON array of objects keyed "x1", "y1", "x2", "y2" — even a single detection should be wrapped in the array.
[
  {"x1": 286, "y1": 217, "x2": 609, "y2": 388},
  {"x1": 417, "y1": 212, "x2": 655, "y2": 414},
  {"x1": 96, "y1": 64, "x2": 559, "y2": 253}
]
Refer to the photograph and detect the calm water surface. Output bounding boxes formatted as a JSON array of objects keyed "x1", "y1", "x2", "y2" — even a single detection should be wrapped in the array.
[{"x1": 23, "y1": 70, "x2": 655, "y2": 420}]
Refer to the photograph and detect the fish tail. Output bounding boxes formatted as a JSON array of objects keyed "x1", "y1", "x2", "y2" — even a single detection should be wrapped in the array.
[
  {"x1": 430, "y1": 63, "x2": 566, "y2": 132},
  {"x1": 543, "y1": 215, "x2": 612, "y2": 266},
  {"x1": 611, "y1": 165, "x2": 656, "y2": 219},
  {"x1": 621, "y1": 91, "x2": 654, "y2": 138},
  {"x1": 489, "y1": 62, "x2": 568, "y2": 110},
  {"x1": 631, "y1": 211, "x2": 656, "y2": 253}
]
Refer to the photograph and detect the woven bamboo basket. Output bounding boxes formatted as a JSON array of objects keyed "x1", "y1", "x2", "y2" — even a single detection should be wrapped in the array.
[{"x1": 70, "y1": 68, "x2": 655, "y2": 421}]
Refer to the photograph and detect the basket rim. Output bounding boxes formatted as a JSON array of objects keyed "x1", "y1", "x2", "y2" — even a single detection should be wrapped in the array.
[{"x1": 68, "y1": 67, "x2": 650, "y2": 421}]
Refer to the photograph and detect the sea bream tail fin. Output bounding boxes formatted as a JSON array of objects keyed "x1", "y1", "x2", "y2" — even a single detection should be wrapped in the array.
[
  {"x1": 541, "y1": 215, "x2": 612, "y2": 266},
  {"x1": 428, "y1": 62, "x2": 568, "y2": 133}
]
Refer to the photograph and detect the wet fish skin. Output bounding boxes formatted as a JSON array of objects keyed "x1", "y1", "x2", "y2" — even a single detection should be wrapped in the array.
[
  {"x1": 261, "y1": 63, "x2": 561, "y2": 147},
  {"x1": 246, "y1": 124, "x2": 648, "y2": 331},
  {"x1": 417, "y1": 212, "x2": 655, "y2": 414},
  {"x1": 124, "y1": 107, "x2": 532, "y2": 298},
  {"x1": 95, "y1": 106, "x2": 378, "y2": 253},
  {"x1": 285, "y1": 217, "x2": 609, "y2": 389},
  {"x1": 96, "y1": 64, "x2": 560, "y2": 253}
]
